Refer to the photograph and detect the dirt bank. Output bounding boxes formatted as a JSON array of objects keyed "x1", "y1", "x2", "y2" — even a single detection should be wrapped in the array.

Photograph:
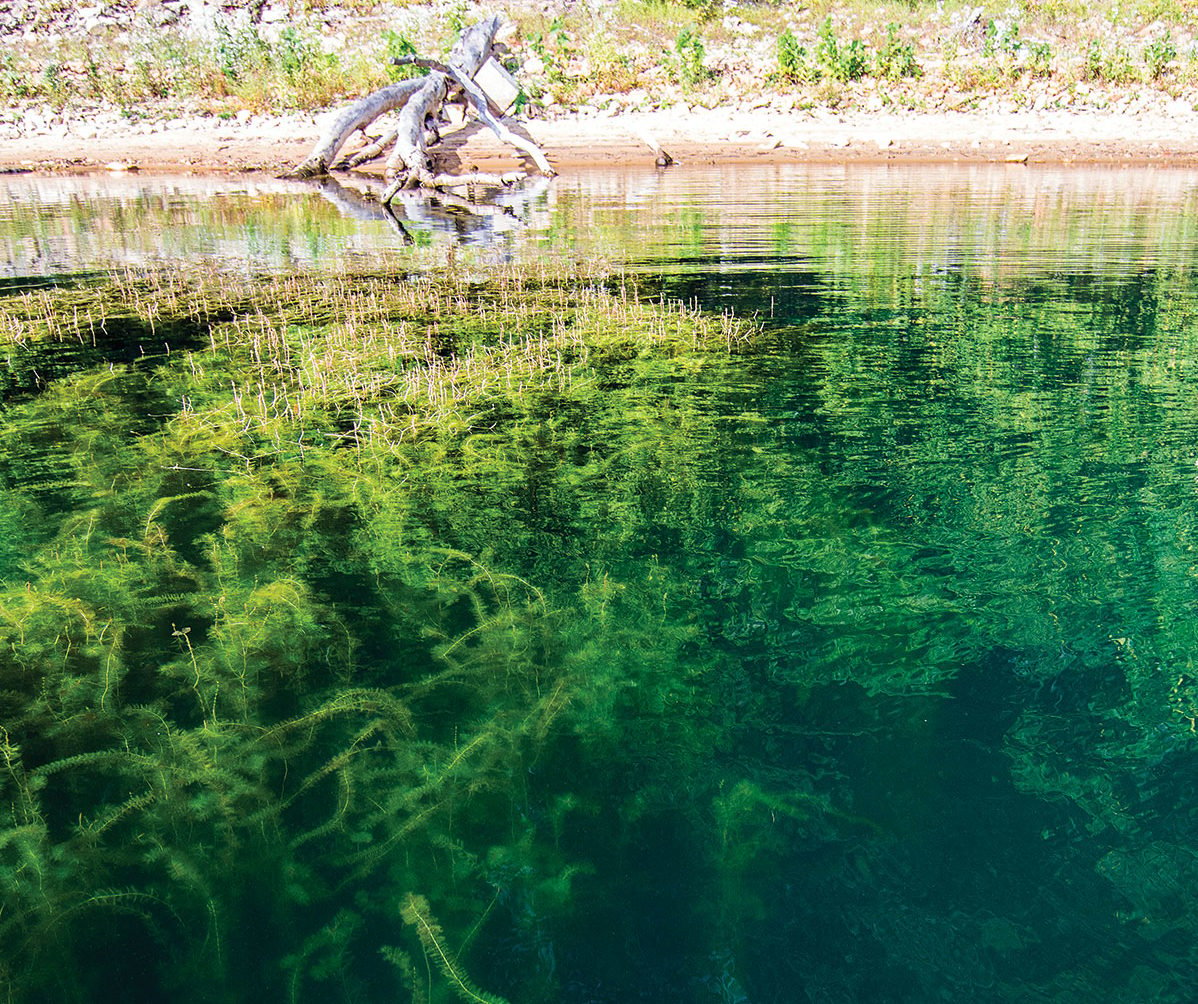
[{"x1": 5, "y1": 103, "x2": 1198, "y2": 178}]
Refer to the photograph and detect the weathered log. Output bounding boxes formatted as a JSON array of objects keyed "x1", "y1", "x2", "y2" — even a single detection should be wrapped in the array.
[
  {"x1": 291, "y1": 78, "x2": 424, "y2": 178},
  {"x1": 336, "y1": 129, "x2": 398, "y2": 170},
  {"x1": 391, "y1": 54, "x2": 555, "y2": 177},
  {"x1": 291, "y1": 16, "x2": 555, "y2": 195},
  {"x1": 292, "y1": 16, "x2": 499, "y2": 179}
]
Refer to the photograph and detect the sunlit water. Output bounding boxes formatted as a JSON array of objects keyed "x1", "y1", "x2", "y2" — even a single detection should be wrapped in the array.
[{"x1": 3, "y1": 166, "x2": 1198, "y2": 1002}]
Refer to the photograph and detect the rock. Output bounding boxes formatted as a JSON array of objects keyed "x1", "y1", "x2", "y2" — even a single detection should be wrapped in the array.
[
  {"x1": 143, "y1": 3, "x2": 183, "y2": 28},
  {"x1": 721, "y1": 15, "x2": 756, "y2": 35}
]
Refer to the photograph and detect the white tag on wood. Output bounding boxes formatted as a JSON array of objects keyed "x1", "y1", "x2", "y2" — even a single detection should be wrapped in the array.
[{"x1": 473, "y1": 57, "x2": 521, "y2": 113}]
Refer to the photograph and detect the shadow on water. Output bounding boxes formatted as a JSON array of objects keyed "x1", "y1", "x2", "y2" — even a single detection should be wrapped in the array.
[
  {"x1": 0, "y1": 312, "x2": 214, "y2": 402},
  {"x1": 0, "y1": 272, "x2": 109, "y2": 294}
]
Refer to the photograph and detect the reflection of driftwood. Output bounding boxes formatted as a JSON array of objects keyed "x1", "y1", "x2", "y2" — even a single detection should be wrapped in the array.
[
  {"x1": 310, "y1": 173, "x2": 530, "y2": 247},
  {"x1": 380, "y1": 202, "x2": 414, "y2": 245},
  {"x1": 311, "y1": 176, "x2": 414, "y2": 244},
  {"x1": 289, "y1": 16, "x2": 554, "y2": 201},
  {"x1": 425, "y1": 189, "x2": 519, "y2": 221},
  {"x1": 311, "y1": 176, "x2": 389, "y2": 221}
]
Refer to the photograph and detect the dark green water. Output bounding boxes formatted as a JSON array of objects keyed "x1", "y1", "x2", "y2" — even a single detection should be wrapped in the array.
[{"x1": 3, "y1": 167, "x2": 1198, "y2": 1002}]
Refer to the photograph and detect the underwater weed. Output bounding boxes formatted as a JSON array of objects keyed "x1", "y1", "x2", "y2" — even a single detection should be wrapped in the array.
[
  {"x1": 400, "y1": 893, "x2": 511, "y2": 1004},
  {"x1": 0, "y1": 256, "x2": 761, "y2": 1002}
]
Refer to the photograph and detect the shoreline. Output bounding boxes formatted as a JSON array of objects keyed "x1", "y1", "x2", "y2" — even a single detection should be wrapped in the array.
[{"x1": 6, "y1": 106, "x2": 1198, "y2": 177}]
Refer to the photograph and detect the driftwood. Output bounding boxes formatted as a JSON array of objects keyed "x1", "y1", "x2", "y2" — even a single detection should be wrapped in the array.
[
  {"x1": 290, "y1": 78, "x2": 424, "y2": 179},
  {"x1": 290, "y1": 16, "x2": 554, "y2": 203},
  {"x1": 388, "y1": 54, "x2": 554, "y2": 174}
]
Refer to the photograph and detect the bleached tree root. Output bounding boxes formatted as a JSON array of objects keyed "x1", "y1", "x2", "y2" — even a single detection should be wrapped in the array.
[
  {"x1": 390, "y1": 55, "x2": 555, "y2": 177},
  {"x1": 289, "y1": 15, "x2": 554, "y2": 203},
  {"x1": 291, "y1": 79, "x2": 425, "y2": 179}
]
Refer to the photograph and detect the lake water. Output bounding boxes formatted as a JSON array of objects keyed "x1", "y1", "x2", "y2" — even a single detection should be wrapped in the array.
[{"x1": 3, "y1": 165, "x2": 1198, "y2": 1002}]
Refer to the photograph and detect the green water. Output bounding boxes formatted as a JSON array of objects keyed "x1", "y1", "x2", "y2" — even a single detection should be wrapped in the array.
[{"x1": 3, "y1": 168, "x2": 1198, "y2": 1002}]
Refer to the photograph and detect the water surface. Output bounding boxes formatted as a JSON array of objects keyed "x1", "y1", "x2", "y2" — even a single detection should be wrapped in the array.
[{"x1": 2, "y1": 166, "x2": 1198, "y2": 1002}]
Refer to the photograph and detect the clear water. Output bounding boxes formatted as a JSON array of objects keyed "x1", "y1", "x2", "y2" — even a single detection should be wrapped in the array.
[{"x1": 3, "y1": 166, "x2": 1198, "y2": 1002}]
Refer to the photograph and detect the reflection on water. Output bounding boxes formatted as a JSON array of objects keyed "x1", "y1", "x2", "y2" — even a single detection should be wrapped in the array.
[
  {"x1": 2, "y1": 167, "x2": 1198, "y2": 1001},
  {"x1": 5, "y1": 164, "x2": 1198, "y2": 277},
  {"x1": 0, "y1": 172, "x2": 544, "y2": 275}
]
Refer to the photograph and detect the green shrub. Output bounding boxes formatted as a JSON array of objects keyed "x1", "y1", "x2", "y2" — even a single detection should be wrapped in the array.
[
  {"x1": 527, "y1": 18, "x2": 574, "y2": 86},
  {"x1": 982, "y1": 17, "x2": 1022, "y2": 58},
  {"x1": 777, "y1": 29, "x2": 819, "y2": 82},
  {"x1": 673, "y1": 28, "x2": 710, "y2": 88},
  {"x1": 816, "y1": 18, "x2": 869, "y2": 82},
  {"x1": 1144, "y1": 31, "x2": 1177, "y2": 79},
  {"x1": 380, "y1": 29, "x2": 420, "y2": 81},
  {"x1": 1025, "y1": 39, "x2": 1052, "y2": 77},
  {"x1": 1083, "y1": 39, "x2": 1138, "y2": 84},
  {"x1": 274, "y1": 26, "x2": 331, "y2": 80},
  {"x1": 875, "y1": 23, "x2": 922, "y2": 80}
]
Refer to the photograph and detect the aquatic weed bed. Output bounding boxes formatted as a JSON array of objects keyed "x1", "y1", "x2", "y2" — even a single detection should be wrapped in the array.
[
  {"x1": 0, "y1": 261, "x2": 751, "y2": 1003},
  {"x1": 6, "y1": 254, "x2": 1198, "y2": 1002}
]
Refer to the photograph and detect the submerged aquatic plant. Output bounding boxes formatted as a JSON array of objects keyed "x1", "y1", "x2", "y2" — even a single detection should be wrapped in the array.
[
  {"x1": 12, "y1": 245, "x2": 1198, "y2": 1002},
  {"x1": 0, "y1": 259, "x2": 756, "y2": 1003}
]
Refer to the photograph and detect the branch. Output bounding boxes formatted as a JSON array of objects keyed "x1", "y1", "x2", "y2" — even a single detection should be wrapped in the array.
[
  {"x1": 336, "y1": 129, "x2": 398, "y2": 169},
  {"x1": 392, "y1": 55, "x2": 555, "y2": 176},
  {"x1": 290, "y1": 78, "x2": 424, "y2": 178}
]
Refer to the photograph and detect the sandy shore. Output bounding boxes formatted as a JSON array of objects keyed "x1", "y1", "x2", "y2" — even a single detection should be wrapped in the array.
[{"x1": 5, "y1": 104, "x2": 1198, "y2": 176}]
